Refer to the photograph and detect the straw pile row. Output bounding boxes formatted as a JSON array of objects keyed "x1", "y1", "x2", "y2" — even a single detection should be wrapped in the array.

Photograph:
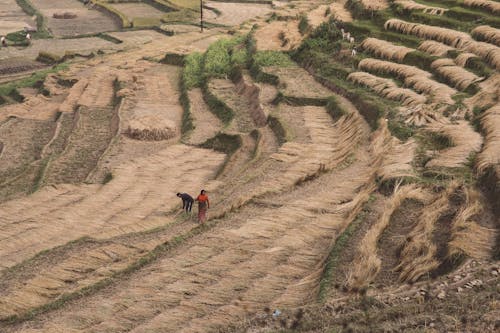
[
  {"x1": 358, "y1": 58, "x2": 457, "y2": 104},
  {"x1": 360, "y1": 37, "x2": 414, "y2": 62},
  {"x1": 394, "y1": 0, "x2": 447, "y2": 15},
  {"x1": 431, "y1": 58, "x2": 482, "y2": 91},
  {"x1": 58, "y1": 78, "x2": 89, "y2": 113},
  {"x1": 463, "y1": 0, "x2": 500, "y2": 14},
  {"x1": 472, "y1": 25, "x2": 500, "y2": 47},
  {"x1": 400, "y1": 104, "x2": 448, "y2": 126},
  {"x1": 396, "y1": 183, "x2": 460, "y2": 283},
  {"x1": 449, "y1": 187, "x2": 496, "y2": 260},
  {"x1": 418, "y1": 40, "x2": 454, "y2": 57},
  {"x1": 385, "y1": 19, "x2": 471, "y2": 48},
  {"x1": 426, "y1": 121, "x2": 483, "y2": 169},
  {"x1": 476, "y1": 103, "x2": 500, "y2": 174},
  {"x1": 348, "y1": 72, "x2": 427, "y2": 106},
  {"x1": 465, "y1": 41, "x2": 500, "y2": 70},
  {"x1": 346, "y1": 184, "x2": 431, "y2": 289},
  {"x1": 465, "y1": 74, "x2": 500, "y2": 110}
]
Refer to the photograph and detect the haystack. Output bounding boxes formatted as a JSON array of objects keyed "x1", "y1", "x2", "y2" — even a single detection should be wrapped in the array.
[
  {"x1": 360, "y1": 37, "x2": 414, "y2": 62},
  {"x1": 125, "y1": 116, "x2": 177, "y2": 141},
  {"x1": 431, "y1": 59, "x2": 482, "y2": 91},
  {"x1": 401, "y1": 104, "x2": 448, "y2": 127},
  {"x1": 476, "y1": 103, "x2": 500, "y2": 174},
  {"x1": 454, "y1": 52, "x2": 477, "y2": 67}
]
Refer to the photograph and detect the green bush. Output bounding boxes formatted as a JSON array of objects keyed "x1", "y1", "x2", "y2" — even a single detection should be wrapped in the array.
[
  {"x1": 204, "y1": 38, "x2": 242, "y2": 78},
  {"x1": 200, "y1": 133, "x2": 242, "y2": 154},
  {"x1": 298, "y1": 15, "x2": 310, "y2": 35}
]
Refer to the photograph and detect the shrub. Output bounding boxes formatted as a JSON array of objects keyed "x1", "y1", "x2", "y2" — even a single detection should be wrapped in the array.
[
  {"x1": 253, "y1": 51, "x2": 295, "y2": 67},
  {"x1": 298, "y1": 15, "x2": 310, "y2": 35},
  {"x1": 204, "y1": 38, "x2": 242, "y2": 78}
]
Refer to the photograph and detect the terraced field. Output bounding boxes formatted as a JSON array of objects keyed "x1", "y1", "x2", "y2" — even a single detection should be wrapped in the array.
[{"x1": 0, "y1": 1, "x2": 498, "y2": 332}]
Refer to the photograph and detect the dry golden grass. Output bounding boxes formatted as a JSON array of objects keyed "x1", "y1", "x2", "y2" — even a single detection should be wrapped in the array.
[
  {"x1": 360, "y1": 37, "x2": 414, "y2": 62},
  {"x1": 360, "y1": 0, "x2": 389, "y2": 10},
  {"x1": 394, "y1": 0, "x2": 447, "y2": 15},
  {"x1": 401, "y1": 104, "x2": 448, "y2": 127},
  {"x1": 125, "y1": 116, "x2": 177, "y2": 141},
  {"x1": 472, "y1": 25, "x2": 500, "y2": 47},
  {"x1": 358, "y1": 58, "x2": 431, "y2": 79},
  {"x1": 348, "y1": 72, "x2": 427, "y2": 106},
  {"x1": 476, "y1": 103, "x2": 500, "y2": 174},
  {"x1": 431, "y1": 58, "x2": 482, "y2": 90},
  {"x1": 465, "y1": 74, "x2": 500, "y2": 110},
  {"x1": 396, "y1": 183, "x2": 460, "y2": 283},
  {"x1": 463, "y1": 0, "x2": 500, "y2": 14},
  {"x1": 464, "y1": 41, "x2": 500, "y2": 70},
  {"x1": 426, "y1": 120, "x2": 483, "y2": 168},
  {"x1": 418, "y1": 40, "x2": 454, "y2": 57},
  {"x1": 346, "y1": 184, "x2": 431, "y2": 290},
  {"x1": 449, "y1": 187, "x2": 496, "y2": 259}
]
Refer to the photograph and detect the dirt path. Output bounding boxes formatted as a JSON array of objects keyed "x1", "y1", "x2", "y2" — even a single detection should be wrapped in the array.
[{"x1": 186, "y1": 88, "x2": 222, "y2": 145}]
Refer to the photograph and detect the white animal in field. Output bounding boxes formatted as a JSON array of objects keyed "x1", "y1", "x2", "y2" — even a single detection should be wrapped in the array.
[
  {"x1": 349, "y1": 36, "x2": 355, "y2": 43},
  {"x1": 351, "y1": 48, "x2": 357, "y2": 57},
  {"x1": 346, "y1": 32, "x2": 351, "y2": 40}
]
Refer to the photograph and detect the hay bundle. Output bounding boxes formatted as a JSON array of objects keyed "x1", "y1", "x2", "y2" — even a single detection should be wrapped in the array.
[
  {"x1": 454, "y1": 52, "x2": 477, "y2": 67},
  {"x1": 472, "y1": 25, "x2": 500, "y2": 47},
  {"x1": 465, "y1": 74, "x2": 500, "y2": 109},
  {"x1": 346, "y1": 185, "x2": 431, "y2": 290},
  {"x1": 449, "y1": 187, "x2": 496, "y2": 259},
  {"x1": 360, "y1": 37, "x2": 414, "y2": 62},
  {"x1": 426, "y1": 121, "x2": 483, "y2": 168},
  {"x1": 418, "y1": 40, "x2": 454, "y2": 57},
  {"x1": 464, "y1": 41, "x2": 500, "y2": 70},
  {"x1": 348, "y1": 72, "x2": 426, "y2": 106},
  {"x1": 360, "y1": 0, "x2": 389, "y2": 10},
  {"x1": 53, "y1": 12, "x2": 77, "y2": 19},
  {"x1": 401, "y1": 104, "x2": 447, "y2": 127},
  {"x1": 431, "y1": 59, "x2": 482, "y2": 91},
  {"x1": 385, "y1": 19, "x2": 471, "y2": 48},
  {"x1": 125, "y1": 116, "x2": 177, "y2": 141},
  {"x1": 476, "y1": 103, "x2": 500, "y2": 174},
  {"x1": 394, "y1": 0, "x2": 447, "y2": 15},
  {"x1": 396, "y1": 183, "x2": 461, "y2": 283},
  {"x1": 404, "y1": 75, "x2": 457, "y2": 104},
  {"x1": 358, "y1": 58, "x2": 430, "y2": 79},
  {"x1": 463, "y1": 0, "x2": 500, "y2": 14}
]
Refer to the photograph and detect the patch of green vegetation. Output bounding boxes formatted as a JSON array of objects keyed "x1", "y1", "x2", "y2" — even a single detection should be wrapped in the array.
[
  {"x1": 231, "y1": 46, "x2": 249, "y2": 67},
  {"x1": 267, "y1": 114, "x2": 289, "y2": 145},
  {"x1": 325, "y1": 96, "x2": 349, "y2": 121},
  {"x1": 202, "y1": 81, "x2": 235, "y2": 124},
  {"x1": 36, "y1": 51, "x2": 63, "y2": 65},
  {"x1": 253, "y1": 51, "x2": 295, "y2": 67},
  {"x1": 298, "y1": 14, "x2": 310, "y2": 35},
  {"x1": 204, "y1": 37, "x2": 244, "y2": 78},
  {"x1": 14, "y1": 0, "x2": 51, "y2": 38},
  {"x1": 388, "y1": 119, "x2": 415, "y2": 142},
  {"x1": 132, "y1": 17, "x2": 162, "y2": 28},
  {"x1": 403, "y1": 51, "x2": 438, "y2": 71},
  {"x1": 161, "y1": 8, "x2": 198, "y2": 23},
  {"x1": 182, "y1": 52, "x2": 204, "y2": 89},
  {"x1": 0, "y1": 64, "x2": 68, "y2": 98},
  {"x1": 199, "y1": 133, "x2": 242, "y2": 154}
]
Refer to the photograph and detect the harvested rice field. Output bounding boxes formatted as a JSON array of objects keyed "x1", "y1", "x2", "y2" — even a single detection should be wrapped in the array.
[{"x1": 0, "y1": 1, "x2": 498, "y2": 333}]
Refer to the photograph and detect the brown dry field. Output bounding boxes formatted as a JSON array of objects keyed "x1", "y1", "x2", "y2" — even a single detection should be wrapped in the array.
[
  {"x1": 0, "y1": 0, "x2": 35, "y2": 35},
  {"x1": 0, "y1": 1, "x2": 498, "y2": 332}
]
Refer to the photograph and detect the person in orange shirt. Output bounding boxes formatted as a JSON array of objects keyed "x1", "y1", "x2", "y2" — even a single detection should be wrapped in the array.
[{"x1": 196, "y1": 189, "x2": 210, "y2": 224}]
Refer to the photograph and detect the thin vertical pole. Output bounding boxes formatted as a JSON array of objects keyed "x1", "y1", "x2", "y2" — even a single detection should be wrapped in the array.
[{"x1": 200, "y1": 0, "x2": 204, "y2": 33}]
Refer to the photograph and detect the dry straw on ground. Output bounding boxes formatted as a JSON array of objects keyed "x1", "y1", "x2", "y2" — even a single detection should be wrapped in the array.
[
  {"x1": 426, "y1": 121, "x2": 483, "y2": 169},
  {"x1": 347, "y1": 184, "x2": 431, "y2": 290},
  {"x1": 394, "y1": 0, "x2": 447, "y2": 15},
  {"x1": 463, "y1": 0, "x2": 500, "y2": 14},
  {"x1": 418, "y1": 40, "x2": 454, "y2": 57},
  {"x1": 448, "y1": 187, "x2": 496, "y2": 260},
  {"x1": 454, "y1": 52, "x2": 477, "y2": 67},
  {"x1": 125, "y1": 116, "x2": 177, "y2": 141},
  {"x1": 396, "y1": 183, "x2": 461, "y2": 283},
  {"x1": 431, "y1": 58, "x2": 482, "y2": 90},
  {"x1": 476, "y1": 103, "x2": 500, "y2": 174},
  {"x1": 401, "y1": 104, "x2": 448, "y2": 127},
  {"x1": 347, "y1": 71, "x2": 426, "y2": 106},
  {"x1": 360, "y1": 37, "x2": 414, "y2": 62},
  {"x1": 472, "y1": 25, "x2": 500, "y2": 47},
  {"x1": 358, "y1": 58, "x2": 456, "y2": 104},
  {"x1": 360, "y1": 0, "x2": 389, "y2": 10}
]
